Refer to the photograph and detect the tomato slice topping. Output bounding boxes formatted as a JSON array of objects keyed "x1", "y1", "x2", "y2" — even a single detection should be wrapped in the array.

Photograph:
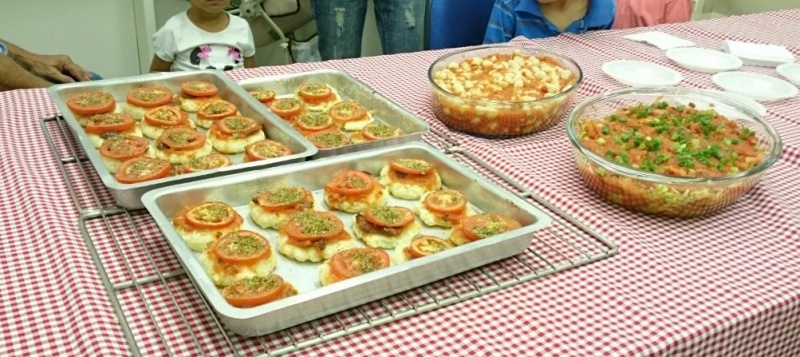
[
  {"x1": 221, "y1": 275, "x2": 294, "y2": 308},
  {"x1": 115, "y1": 157, "x2": 171, "y2": 184},
  {"x1": 423, "y1": 189, "x2": 468, "y2": 214},
  {"x1": 155, "y1": 128, "x2": 206, "y2": 152},
  {"x1": 408, "y1": 236, "x2": 453, "y2": 258},
  {"x1": 84, "y1": 113, "x2": 136, "y2": 134},
  {"x1": 295, "y1": 112, "x2": 334, "y2": 132},
  {"x1": 307, "y1": 130, "x2": 350, "y2": 149},
  {"x1": 268, "y1": 98, "x2": 304, "y2": 120},
  {"x1": 100, "y1": 136, "x2": 149, "y2": 161},
  {"x1": 185, "y1": 202, "x2": 240, "y2": 230},
  {"x1": 325, "y1": 170, "x2": 374, "y2": 196},
  {"x1": 197, "y1": 100, "x2": 237, "y2": 121},
  {"x1": 253, "y1": 187, "x2": 313, "y2": 212},
  {"x1": 249, "y1": 89, "x2": 276, "y2": 103},
  {"x1": 212, "y1": 116, "x2": 262, "y2": 138},
  {"x1": 329, "y1": 100, "x2": 367, "y2": 123},
  {"x1": 181, "y1": 81, "x2": 218, "y2": 97},
  {"x1": 182, "y1": 153, "x2": 232, "y2": 174},
  {"x1": 390, "y1": 158, "x2": 433, "y2": 176},
  {"x1": 284, "y1": 211, "x2": 344, "y2": 241},
  {"x1": 460, "y1": 214, "x2": 522, "y2": 242},
  {"x1": 329, "y1": 247, "x2": 390, "y2": 280},
  {"x1": 244, "y1": 140, "x2": 293, "y2": 162},
  {"x1": 362, "y1": 123, "x2": 402, "y2": 141},
  {"x1": 126, "y1": 86, "x2": 173, "y2": 108},
  {"x1": 66, "y1": 91, "x2": 116, "y2": 115},
  {"x1": 297, "y1": 83, "x2": 333, "y2": 103},
  {"x1": 363, "y1": 206, "x2": 414, "y2": 228},
  {"x1": 144, "y1": 106, "x2": 189, "y2": 127},
  {"x1": 212, "y1": 230, "x2": 271, "y2": 265}
]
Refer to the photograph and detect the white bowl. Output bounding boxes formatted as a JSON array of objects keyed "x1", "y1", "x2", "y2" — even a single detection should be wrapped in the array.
[
  {"x1": 601, "y1": 60, "x2": 682, "y2": 87},
  {"x1": 666, "y1": 47, "x2": 743, "y2": 73},
  {"x1": 776, "y1": 63, "x2": 800, "y2": 85},
  {"x1": 712, "y1": 71, "x2": 798, "y2": 102}
]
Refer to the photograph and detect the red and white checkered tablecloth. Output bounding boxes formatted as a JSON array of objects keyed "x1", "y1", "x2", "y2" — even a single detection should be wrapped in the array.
[{"x1": 2, "y1": 9, "x2": 800, "y2": 357}]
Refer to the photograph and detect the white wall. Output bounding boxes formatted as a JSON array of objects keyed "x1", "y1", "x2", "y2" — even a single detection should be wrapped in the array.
[{"x1": 0, "y1": 0, "x2": 141, "y2": 79}]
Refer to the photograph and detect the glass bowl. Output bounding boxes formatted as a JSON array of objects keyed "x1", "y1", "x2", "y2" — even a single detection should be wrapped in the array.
[
  {"x1": 428, "y1": 45, "x2": 583, "y2": 138},
  {"x1": 566, "y1": 87, "x2": 782, "y2": 218}
]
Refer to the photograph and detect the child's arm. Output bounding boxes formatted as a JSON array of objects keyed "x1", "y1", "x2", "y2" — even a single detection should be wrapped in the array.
[
  {"x1": 244, "y1": 56, "x2": 255, "y2": 69},
  {"x1": 483, "y1": 1, "x2": 516, "y2": 44},
  {"x1": 150, "y1": 55, "x2": 172, "y2": 72}
]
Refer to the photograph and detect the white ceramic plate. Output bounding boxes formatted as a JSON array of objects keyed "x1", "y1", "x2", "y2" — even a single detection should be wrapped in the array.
[
  {"x1": 712, "y1": 71, "x2": 798, "y2": 102},
  {"x1": 666, "y1": 47, "x2": 743, "y2": 73},
  {"x1": 776, "y1": 63, "x2": 800, "y2": 85},
  {"x1": 601, "y1": 60, "x2": 683, "y2": 87}
]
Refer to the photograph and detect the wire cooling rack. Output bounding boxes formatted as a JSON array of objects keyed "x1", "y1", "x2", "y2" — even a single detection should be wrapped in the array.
[{"x1": 42, "y1": 115, "x2": 617, "y2": 356}]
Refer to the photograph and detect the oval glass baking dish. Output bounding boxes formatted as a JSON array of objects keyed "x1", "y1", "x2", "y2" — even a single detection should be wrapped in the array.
[{"x1": 566, "y1": 87, "x2": 782, "y2": 218}]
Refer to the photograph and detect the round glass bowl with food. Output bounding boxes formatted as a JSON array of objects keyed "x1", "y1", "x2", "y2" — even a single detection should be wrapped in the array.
[
  {"x1": 566, "y1": 87, "x2": 782, "y2": 218},
  {"x1": 428, "y1": 45, "x2": 582, "y2": 137}
]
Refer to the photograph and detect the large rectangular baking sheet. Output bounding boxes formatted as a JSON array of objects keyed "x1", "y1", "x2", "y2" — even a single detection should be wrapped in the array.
[
  {"x1": 238, "y1": 69, "x2": 430, "y2": 159},
  {"x1": 142, "y1": 142, "x2": 552, "y2": 336},
  {"x1": 47, "y1": 70, "x2": 317, "y2": 209}
]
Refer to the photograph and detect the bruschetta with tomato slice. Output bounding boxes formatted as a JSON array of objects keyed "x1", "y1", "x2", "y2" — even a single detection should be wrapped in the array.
[
  {"x1": 449, "y1": 213, "x2": 522, "y2": 246},
  {"x1": 198, "y1": 230, "x2": 277, "y2": 287},
  {"x1": 295, "y1": 83, "x2": 340, "y2": 112},
  {"x1": 99, "y1": 135, "x2": 151, "y2": 174},
  {"x1": 152, "y1": 127, "x2": 213, "y2": 164},
  {"x1": 122, "y1": 86, "x2": 174, "y2": 121},
  {"x1": 324, "y1": 170, "x2": 387, "y2": 213},
  {"x1": 141, "y1": 105, "x2": 195, "y2": 139},
  {"x1": 393, "y1": 235, "x2": 454, "y2": 264},
  {"x1": 221, "y1": 274, "x2": 297, "y2": 308},
  {"x1": 292, "y1": 111, "x2": 336, "y2": 137},
  {"x1": 350, "y1": 122, "x2": 403, "y2": 144},
  {"x1": 277, "y1": 211, "x2": 356, "y2": 263},
  {"x1": 249, "y1": 187, "x2": 316, "y2": 230},
  {"x1": 66, "y1": 91, "x2": 120, "y2": 125},
  {"x1": 248, "y1": 88, "x2": 276, "y2": 104},
  {"x1": 328, "y1": 100, "x2": 373, "y2": 131},
  {"x1": 84, "y1": 112, "x2": 143, "y2": 149},
  {"x1": 172, "y1": 201, "x2": 244, "y2": 252},
  {"x1": 180, "y1": 153, "x2": 232, "y2": 174},
  {"x1": 242, "y1": 139, "x2": 294, "y2": 163},
  {"x1": 352, "y1": 206, "x2": 421, "y2": 249},
  {"x1": 415, "y1": 188, "x2": 475, "y2": 228},
  {"x1": 195, "y1": 99, "x2": 239, "y2": 129},
  {"x1": 268, "y1": 98, "x2": 304, "y2": 122},
  {"x1": 319, "y1": 247, "x2": 390, "y2": 286},
  {"x1": 379, "y1": 158, "x2": 442, "y2": 200},
  {"x1": 114, "y1": 157, "x2": 172, "y2": 184},
  {"x1": 179, "y1": 80, "x2": 220, "y2": 113},
  {"x1": 306, "y1": 130, "x2": 351, "y2": 149},
  {"x1": 207, "y1": 116, "x2": 266, "y2": 154}
]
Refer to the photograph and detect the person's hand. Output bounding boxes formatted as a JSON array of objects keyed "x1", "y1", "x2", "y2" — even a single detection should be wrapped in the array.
[{"x1": 27, "y1": 54, "x2": 92, "y2": 83}]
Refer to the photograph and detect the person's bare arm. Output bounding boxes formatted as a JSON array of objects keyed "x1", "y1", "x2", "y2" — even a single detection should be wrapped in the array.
[
  {"x1": 0, "y1": 53, "x2": 54, "y2": 91},
  {"x1": 243, "y1": 56, "x2": 256, "y2": 69},
  {"x1": 2, "y1": 38, "x2": 91, "y2": 83},
  {"x1": 150, "y1": 55, "x2": 172, "y2": 72}
]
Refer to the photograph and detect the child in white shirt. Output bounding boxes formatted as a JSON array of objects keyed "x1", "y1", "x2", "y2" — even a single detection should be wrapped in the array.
[{"x1": 150, "y1": 0, "x2": 256, "y2": 72}]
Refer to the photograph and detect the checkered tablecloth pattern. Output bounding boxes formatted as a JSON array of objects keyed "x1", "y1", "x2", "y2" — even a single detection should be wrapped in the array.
[{"x1": 2, "y1": 9, "x2": 800, "y2": 357}]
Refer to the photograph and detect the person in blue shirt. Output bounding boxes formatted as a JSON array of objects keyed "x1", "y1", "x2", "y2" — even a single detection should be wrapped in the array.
[{"x1": 484, "y1": 0, "x2": 616, "y2": 43}]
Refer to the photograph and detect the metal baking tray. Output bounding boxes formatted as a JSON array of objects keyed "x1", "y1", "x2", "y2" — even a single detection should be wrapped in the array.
[
  {"x1": 47, "y1": 70, "x2": 317, "y2": 209},
  {"x1": 238, "y1": 69, "x2": 430, "y2": 159},
  {"x1": 142, "y1": 142, "x2": 553, "y2": 337}
]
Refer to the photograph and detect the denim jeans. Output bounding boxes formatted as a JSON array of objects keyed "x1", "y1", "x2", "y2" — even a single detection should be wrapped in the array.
[{"x1": 310, "y1": 0, "x2": 426, "y2": 60}]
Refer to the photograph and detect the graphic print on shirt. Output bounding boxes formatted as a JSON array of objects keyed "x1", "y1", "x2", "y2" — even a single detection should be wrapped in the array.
[{"x1": 189, "y1": 45, "x2": 242, "y2": 71}]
